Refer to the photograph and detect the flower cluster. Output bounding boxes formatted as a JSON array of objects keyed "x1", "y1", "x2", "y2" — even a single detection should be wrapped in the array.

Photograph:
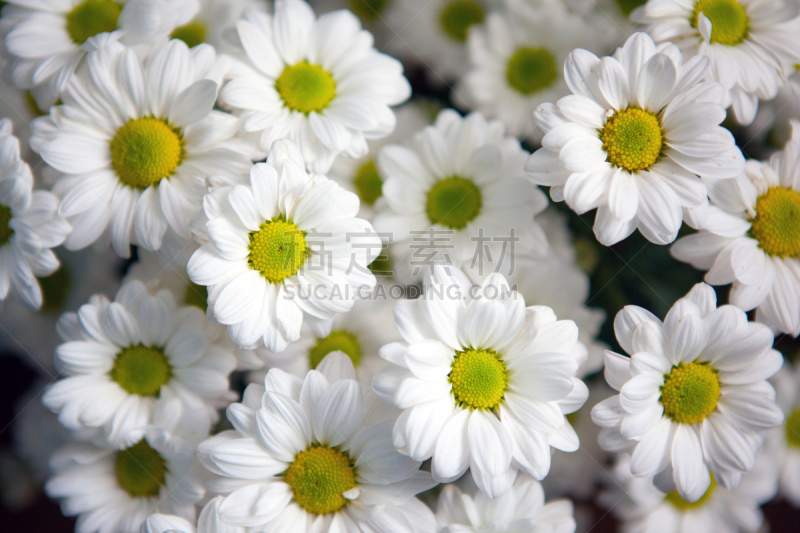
[{"x1": 0, "y1": 0, "x2": 798, "y2": 532}]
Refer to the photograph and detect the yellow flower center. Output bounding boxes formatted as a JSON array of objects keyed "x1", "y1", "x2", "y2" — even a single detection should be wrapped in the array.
[
  {"x1": 110, "y1": 345, "x2": 172, "y2": 397},
  {"x1": 183, "y1": 282, "x2": 208, "y2": 312},
  {"x1": 248, "y1": 217, "x2": 307, "y2": 283},
  {"x1": 353, "y1": 160, "x2": 383, "y2": 207},
  {"x1": 348, "y1": 0, "x2": 390, "y2": 21},
  {"x1": 506, "y1": 47, "x2": 558, "y2": 96},
  {"x1": 110, "y1": 117, "x2": 185, "y2": 190},
  {"x1": 115, "y1": 439, "x2": 168, "y2": 498},
  {"x1": 690, "y1": 0, "x2": 749, "y2": 46},
  {"x1": 449, "y1": 348, "x2": 509, "y2": 411},
  {"x1": 66, "y1": 0, "x2": 123, "y2": 46},
  {"x1": 284, "y1": 444, "x2": 357, "y2": 515},
  {"x1": 0, "y1": 205, "x2": 13, "y2": 247},
  {"x1": 439, "y1": 1, "x2": 484, "y2": 42},
  {"x1": 786, "y1": 410, "x2": 800, "y2": 448},
  {"x1": 616, "y1": 0, "x2": 648, "y2": 17},
  {"x1": 749, "y1": 187, "x2": 800, "y2": 258},
  {"x1": 37, "y1": 266, "x2": 72, "y2": 312},
  {"x1": 308, "y1": 330, "x2": 362, "y2": 370},
  {"x1": 275, "y1": 62, "x2": 336, "y2": 115},
  {"x1": 426, "y1": 176, "x2": 482, "y2": 230},
  {"x1": 666, "y1": 474, "x2": 716, "y2": 509},
  {"x1": 170, "y1": 22, "x2": 206, "y2": 48},
  {"x1": 660, "y1": 362, "x2": 720, "y2": 425},
  {"x1": 600, "y1": 107, "x2": 664, "y2": 172}
]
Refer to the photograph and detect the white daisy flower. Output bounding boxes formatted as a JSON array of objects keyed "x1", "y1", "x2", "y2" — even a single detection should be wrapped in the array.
[
  {"x1": 46, "y1": 428, "x2": 205, "y2": 533},
  {"x1": 42, "y1": 278, "x2": 238, "y2": 446},
  {"x1": 436, "y1": 473, "x2": 576, "y2": 533},
  {"x1": 767, "y1": 361, "x2": 800, "y2": 506},
  {"x1": 373, "y1": 263, "x2": 588, "y2": 498},
  {"x1": 672, "y1": 121, "x2": 800, "y2": 336},
  {"x1": 591, "y1": 282, "x2": 784, "y2": 502},
  {"x1": 328, "y1": 103, "x2": 431, "y2": 220},
  {"x1": 372, "y1": 109, "x2": 549, "y2": 282},
  {"x1": 458, "y1": 1, "x2": 608, "y2": 140},
  {"x1": 187, "y1": 140, "x2": 381, "y2": 352},
  {"x1": 0, "y1": 118, "x2": 70, "y2": 309},
  {"x1": 638, "y1": 0, "x2": 800, "y2": 125},
  {"x1": 526, "y1": 32, "x2": 745, "y2": 246},
  {"x1": 197, "y1": 355, "x2": 436, "y2": 533},
  {"x1": 600, "y1": 452, "x2": 778, "y2": 533},
  {"x1": 250, "y1": 297, "x2": 401, "y2": 390},
  {"x1": 219, "y1": 0, "x2": 411, "y2": 173},
  {"x1": 30, "y1": 38, "x2": 252, "y2": 258}
]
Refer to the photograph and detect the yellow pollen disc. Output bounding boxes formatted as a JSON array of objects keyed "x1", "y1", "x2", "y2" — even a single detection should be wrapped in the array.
[
  {"x1": 426, "y1": 176, "x2": 483, "y2": 230},
  {"x1": 170, "y1": 22, "x2": 206, "y2": 48},
  {"x1": 666, "y1": 474, "x2": 716, "y2": 509},
  {"x1": 248, "y1": 217, "x2": 307, "y2": 283},
  {"x1": 660, "y1": 362, "x2": 720, "y2": 425},
  {"x1": 749, "y1": 187, "x2": 800, "y2": 258},
  {"x1": 115, "y1": 439, "x2": 168, "y2": 498},
  {"x1": 353, "y1": 160, "x2": 383, "y2": 206},
  {"x1": 690, "y1": 0, "x2": 749, "y2": 46},
  {"x1": 66, "y1": 0, "x2": 122, "y2": 46},
  {"x1": 0, "y1": 204, "x2": 14, "y2": 247},
  {"x1": 506, "y1": 47, "x2": 558, "y2": 96},
  {"x1": 110, "y1": 345, "x2": 172, "y2": 397},
  {"x1": 600, "y1": 107, "x2": 664, "y2": 172},
  {"x1": 284, "y1": 444, "x2": 357, "y2": 515},
  {"x1": 439, "y1": 1, "x2": 485, "y2": 42},
  {"x1": 275, "y1": 62, "x2": 336, "y2": 115},
  {"x1": 786, "y1": 410, "x2": 800, "y2": 448},
  {"x1": 448, "y1": 348, "x2": 509, "y2": 411},
  {"x1": 110, "y1": 117, "x2": 185, "y2": 190},
  {"x1": 308, "y1": 330, "x2": 362, "y2": 370}
]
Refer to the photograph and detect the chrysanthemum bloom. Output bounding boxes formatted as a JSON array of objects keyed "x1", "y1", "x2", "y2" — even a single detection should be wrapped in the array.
[
  {"x1": 526, "y1": 32, "x2": 744, "y2": 246},
  {"x1": 435, "y1": 474, "x2": 576, "y2": 532},
  {"x1": 187, "y1": 141, "x2": 381, "y2": 352},
  {"x1": 46, "y1": 428, "x2": 204, "y2": 533},
  {"x1": 592, "y1": 283, "x2": 783, "y2": 502},
  {"x1": 219, "y1": 0, "x2": 411, "y2": 173},
  {"x1": 0, "y1": 119, "x2": 70, "y2": 309},
  {"x1": 197, "y1": 355, "x2": 436, "y2": 532},
  {"x1": 373, "y1": 109, "x2": 549, "y2": 281},
  {"x1": 600, "y1": 453, "x2": 778, "y2": 533},
  {"x1": 373, "y1": 263, "x2": 588, "y2": 497},
  {"x1": 767, "y1": 361, "x2": 800, "y2": 505},
  {"x1": 31, "y1": 38, "x2": 252, "y2": 258},
  {"x1": 42, "y1": 279, "x2": 238, "y2": 445},
  {"x1": 458, "y1": 1, "x2": 607, "y2": 139},
  {"x1": 672, "y1": 121, "x2": 800, "y2": 336},
  {"x1": 638, "y1": 0, "x2": 800, "y2": 125}
]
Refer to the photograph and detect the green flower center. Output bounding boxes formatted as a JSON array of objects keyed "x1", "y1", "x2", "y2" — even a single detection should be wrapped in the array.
[
  {"x1": 170, "y1": 22, "x2": 206, "y2": 48},
  {"x1": 275, "y1": 62, "x2": 336, "y2": 115},
  {"x1": 308, "y1": 330, "x2": 362, "y2": 370},
  {"x1": 353, "y1": 160, "x2": 383, "y2": 207},
  {"x1": 600, "y1": 107, "x2": 664, "y2": 172},
  {"x1": 660, "y1": 362, "x2": 720, "y2": 425},
  {"x1": 506, "y1": 47, "x2": 558, "y2": 96},
  {"x1": 0, "y1": 205, "x2": 13, "y2": 247},
  {"x1": 115, "y1": 439, "x2": 168, "y2": 498},
  {"x1": 38, "y1": 266, "x2": 72, "y2": 312},
  {"x1": 440, "y1": 1, "x2": 484, "y2": 42},
  {"x1": 184, "y1": 282, "x2": 208, "y2": 312},
  {"x1": 666, "y1": 474, "x2": 716, "y2": 509},
  {"x1": 616, "y1": 0, "x2": 648, "y2": 17},
  {"x1": 426, "y1": 176, "x2": 482, "y2": 230},
  {"x1": 785, "y1": 410, "x2": 800, "y2": 448},
  {"x1": 110, "y1": 345, "x2": 172, "y2": 397},
  {"x1": 748, "y1": 187, "x2": 800, "y2": 258},
  {"x1": 110, "y1": 117, "x2": 185, "y2": 190},
  {"x1": 448, "y1": 348, "x2": 509, "y2": 411},
  {"x1": 248, "y1": 217, "x2": 307, "y2": 283},
  {"x1": 66, "y1": 0, "x2": 123, "y2": 46},
  {"x1": 348, "y1": 0, "x2": 390, "y2": 21},
  {"x1": 284, "y1": 444, "x2": 357, "y2": 515},
  {"x1": 690, "y1": 0, "x2": 749, "y2": 46}
]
